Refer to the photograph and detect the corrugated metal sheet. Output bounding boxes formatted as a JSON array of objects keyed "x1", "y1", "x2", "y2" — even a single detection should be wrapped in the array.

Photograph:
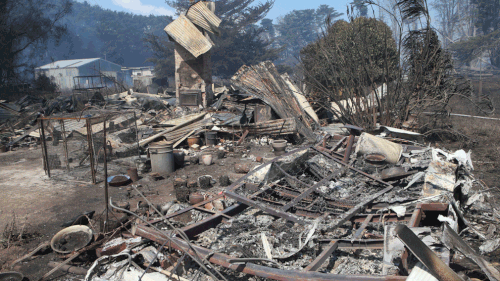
[
  {"x1": 186, "y1": 1, "x2": 221, "y2": 36},
  {"x1": 36, "y1": 58, "x2": 101, "y2": 70},
  {"x1": 0, "y1": 107, "x2": 16, "y2": 121},
  {"x1": 164, "y1": 15, "x2": 213, "y2": 58},
  {"x1": 46, "y1": 119, "x2": 87, "y2": 134},
  {"x1": 0, "y1": 103, "x2": 21, "y2": 116},
  {"x1": 36, "y1": 58, "x2": 123, "y2": 70},
  {"x1": 218, "y1": 118, "x2": 297, "y2": 135},
  {"x1": 231, "y1": 61, "x2": 316, "y2": 140}
]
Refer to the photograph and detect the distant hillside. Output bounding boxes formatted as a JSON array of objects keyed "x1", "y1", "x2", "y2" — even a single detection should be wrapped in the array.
[{"x1": 38, "y1": 1, "x2": 172, "y2": 67}]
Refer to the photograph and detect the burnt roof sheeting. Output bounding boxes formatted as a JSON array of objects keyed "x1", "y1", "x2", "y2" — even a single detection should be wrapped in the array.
[
  {"x1": 164, "y1": 15, "x2": 213, "y2": 58},
  {"x1": 231, "y1": 61, "x2": 316, "y2": 141},
  {"x1": 186, "y1": 1, "x2": 221, "y2": 36}
]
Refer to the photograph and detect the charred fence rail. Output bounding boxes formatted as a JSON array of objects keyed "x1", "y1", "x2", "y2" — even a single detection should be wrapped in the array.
[{"x1": 39, "y1": 111, "x2": 141, "y2": 184}]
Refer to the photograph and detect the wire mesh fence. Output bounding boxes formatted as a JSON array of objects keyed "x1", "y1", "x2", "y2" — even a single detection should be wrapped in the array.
[{"x1": 39, "y1": 110, "x2": 141, "y2": 183}]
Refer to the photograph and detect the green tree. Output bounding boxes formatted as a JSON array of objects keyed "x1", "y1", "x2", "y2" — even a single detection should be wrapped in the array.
[
  {"x1": 472, "y1": 0, "x2": 500, "y2": 35},
  {"x1": 36, "y1": 1, "x2": 171, "y2": 68},
  {"x1": 351, "y1": 0, "x2": 368, "y2": 17},
  {"x1": 143, "y1": 34, "x2": 175, "y2": 78},
  {"x1": 34, "y1": 74, "x2": 58, "y2": 92},
  {"x1": 275, "y1": 5, "x2": 343, "y2": 65},
  {"x1": 301, "y1": 17, "x2": 398, "y2": 92},
  {"x1": 301, "y1": 0, "x2": 476, "y2": 133},
  {"x1": 96, "y1": 13, "x2": 171, "y2": 66},
  {"x1": 260, "y1": 18, "x2": 275, "y2": 39},
  {"x1": 0, "y1": 0, "x2": 72, "y2": 90},
  {"x1": 449, "y1": 0, "x2": 500, "y2": 67}
]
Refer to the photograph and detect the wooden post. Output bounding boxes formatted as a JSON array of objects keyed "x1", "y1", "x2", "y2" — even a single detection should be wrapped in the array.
[
  {"x1": 40, "y1": 119, "x2": 50, "y2": 177},
  {"x1": 86, "y1": 118, "x2": 96, "y2": 184}
]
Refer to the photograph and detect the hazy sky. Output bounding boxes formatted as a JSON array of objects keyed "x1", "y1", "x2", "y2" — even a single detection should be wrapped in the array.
[{"x1": 79, "y1": 0, "x2": 354, "y2": 20}]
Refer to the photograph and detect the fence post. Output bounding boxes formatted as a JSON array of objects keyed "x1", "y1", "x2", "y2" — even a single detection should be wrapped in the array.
[
  {"x1": 40, "y1": 118, "x2": 50, "y2": 177},
  {"x1": 60, "y1": 120, "x2": 70, "y2": 172},
  {"x1": 86, "y1": 118, "x2": 96, "y2": 184}
]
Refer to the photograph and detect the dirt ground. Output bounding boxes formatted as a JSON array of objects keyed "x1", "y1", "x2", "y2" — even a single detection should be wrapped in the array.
[
  {"x1": 0, "y1": 141, "x2": 271, "y2": 280},
  {"x1": 440, "y1": 75, "x2": 500, "y2": 188}
]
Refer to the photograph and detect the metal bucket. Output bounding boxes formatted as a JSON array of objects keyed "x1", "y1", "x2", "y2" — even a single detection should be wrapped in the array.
[
  {"x1": 205, "y1": 131, "x2": 217, "y2": 146},
  {"x1": 149, "y1": 142, "x2": 175, "y2": 174}
]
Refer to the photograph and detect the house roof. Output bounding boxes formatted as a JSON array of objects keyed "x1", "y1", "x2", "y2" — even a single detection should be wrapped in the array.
[{"x1": 36, "y1": 58, "x2": 121, "y2": 70}]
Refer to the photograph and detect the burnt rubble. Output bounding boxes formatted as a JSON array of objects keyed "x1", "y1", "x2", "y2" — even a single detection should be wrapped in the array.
[{"x1": 1, "y1": 61, "x2": 499, "y2": 281}]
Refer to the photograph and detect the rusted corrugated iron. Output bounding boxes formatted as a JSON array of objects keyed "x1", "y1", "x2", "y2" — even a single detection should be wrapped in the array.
[
  {"x1": 164, "y1": 15, "x2": 213, "y2": 58},
  {"x1": 220, "y1": 118, "x2": 297, "y2": 135},
  {"x1": 231, "y1": 61, "x2": 316, "y2": 141},
  {"x1": 186, "y1": 1, "x2": 221, "y2": 36}
]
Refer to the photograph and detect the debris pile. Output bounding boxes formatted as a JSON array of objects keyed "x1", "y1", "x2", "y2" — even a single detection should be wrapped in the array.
[{"x1": 5, "y1": 111, "x2": 500, "y2": 281}]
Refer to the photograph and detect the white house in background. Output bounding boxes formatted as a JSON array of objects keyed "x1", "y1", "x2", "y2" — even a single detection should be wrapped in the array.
[
  {"x1": 35, "y1": 58, "x2": 127, "y2": 92},
  {"x1": 121, "y1": 66, "x2": 155, "y2": 89}
]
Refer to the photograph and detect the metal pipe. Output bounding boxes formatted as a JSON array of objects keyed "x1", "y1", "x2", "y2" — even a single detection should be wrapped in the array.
[
  {"x1": 103, "y1": 116, "x2": 109, "y2": 232},
  {"x1": 86, "y1": 118, "x2": 96, "y2": 184},
  {"x1": 343, "y1": 134, "x2": 355, "y2": 163},
  {"x1": 138, "y1": 228, "x2": 407, "y2": 281}
]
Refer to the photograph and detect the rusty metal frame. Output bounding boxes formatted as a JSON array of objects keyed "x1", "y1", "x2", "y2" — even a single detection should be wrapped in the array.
[
  {"x1": 137, "y1": 202, "x2": 435, "y2": 281},
  {"x1": 136, "y1": 225, "x2": 407, "y2": 281},
  {"x1": 38, "y1": 111, "x2": 138, "y2": 184},
  {"x1": 135, "y1": 144, "x2": 450, "y2": 280},
  {"x1": 137, "y1": 202, "x2": 443, "y2": 281}
]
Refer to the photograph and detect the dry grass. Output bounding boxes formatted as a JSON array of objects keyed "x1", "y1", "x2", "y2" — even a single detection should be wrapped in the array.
[
  {"x1": 1, "y1": 214, "x2": 35, "y2": 249},
  {"x1": 443, "y1": 75, "x2": 500, "y2": 187}
]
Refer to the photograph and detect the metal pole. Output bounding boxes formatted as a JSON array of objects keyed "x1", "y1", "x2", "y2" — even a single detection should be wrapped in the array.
[
  {"x1": 133, "y1": 111, "x2": 141, "y2": 159},
  {"x1": 103, "y1": 116, "x2": 109, "y2": 232},
  {"x1": 40, "y1": 119, "x2": 50, "y2": 177},
  {"x1": 86, "y1": 118, "x2": 96, "y2": 184},
  {"x1": 343, "y1": 134, "x2": 355, "y2": 163},
  {"x1": 60, "y1": 120, "x2": 70, "y2": 172}
]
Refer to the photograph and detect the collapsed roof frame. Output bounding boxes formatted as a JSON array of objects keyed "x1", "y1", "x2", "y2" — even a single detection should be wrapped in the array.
[{"x1": 135, "y1": 144, "x2": 449, "y2": 280}]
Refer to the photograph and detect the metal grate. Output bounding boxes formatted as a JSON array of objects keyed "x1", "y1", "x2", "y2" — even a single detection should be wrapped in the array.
[{"x1": 179, "y1": 90, "x2": 201, "y2": 106}]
